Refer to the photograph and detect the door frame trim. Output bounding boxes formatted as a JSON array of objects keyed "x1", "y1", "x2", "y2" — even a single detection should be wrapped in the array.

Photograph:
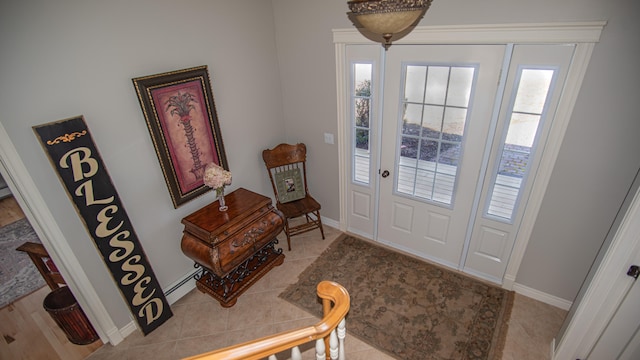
[
  {"x1": 333, "y1": 22, "x2": 605, "y2": 45},
  {"x1": 333, "y1": 21, "x2": 605, "y2": 288},
  {"x1": 552, "y1": 171, "x2": 640, "y2": 359}
]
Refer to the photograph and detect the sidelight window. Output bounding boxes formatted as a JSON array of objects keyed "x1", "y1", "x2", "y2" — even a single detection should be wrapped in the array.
[
  {"x1": 352, "y1": 62, "x2": 373, "y2": 185},
  {"x1": 486, "y1": 68, "x2": 555, "y2": 221}
]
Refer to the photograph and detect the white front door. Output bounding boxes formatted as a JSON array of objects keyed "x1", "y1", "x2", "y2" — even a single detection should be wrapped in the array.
[
  {"x1": 344, "y1": 43, "x2": 575, "y2": 278},
  {"x1": 376, "y1": 45, "x2": 505, "y2": 268},
  {"x1": 340, "y1": 23, "x2": 603, "y2": 285}
]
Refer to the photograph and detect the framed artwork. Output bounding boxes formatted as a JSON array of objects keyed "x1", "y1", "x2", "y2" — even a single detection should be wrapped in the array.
[
  {"x1": 133, "y1": 66, "x2": 228, "y2": 208},
  {"x1": 275, "y1": 168, "x2": 306, "y2": 203}
]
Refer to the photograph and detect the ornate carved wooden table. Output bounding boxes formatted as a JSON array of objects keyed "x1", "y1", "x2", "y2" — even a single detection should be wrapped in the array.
[{"x1": 180, "y1": 188, "x2": 285, "y2": 307}]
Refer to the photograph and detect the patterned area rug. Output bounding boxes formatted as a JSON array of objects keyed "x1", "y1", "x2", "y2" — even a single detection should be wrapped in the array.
[
  {"x1": 0, "y1": 219, "x2": 46, "y2": 308},
  {"x1": 280, "y1": 234, "x2": 514, "y2": 360}
]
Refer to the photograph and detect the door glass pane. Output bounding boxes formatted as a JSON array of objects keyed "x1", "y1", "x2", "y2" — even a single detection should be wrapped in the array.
[
  {"x1": 440, "y1": 142, "x2": 461, "y2": 167},
  {"x1": 396, "y1": 64, "x2": 476, "y2": 206},
  {"x1": 443, "y1": 107, "x2": 467, "y2": 140},
  {"x1": 419, "y1": 139, "x2": 438, "y2": 162},
  {"x1": 487, "y1": 68, "x2": 554, "y2": 220},
  {"x1": 422, "y1": 105, "x2": 443, "y2": 139},
  {"x1": 405, "y1": 66, "x2": 427, "y2": 103},
  {"x1": 400, "y1": 136, "x2": 419, "y2": 164},
  {"x1": 402, "y1": 103, "x2": 424, "y2": 135},
  {"x1": 352, "y1": 63, "x2": 372, "y2": 184},
  {"x1": 424, "y1": 66, "x2": 449, "y2": 105},
  {"x1": 446, "y1": 67, "x2": 474, "y2": 107},
  {"x1": 513, "y1": 69, "x2": 553, "y2": 114},
  {"x1": 415, "y1": 169, "x2": 435, "y2": 198}
]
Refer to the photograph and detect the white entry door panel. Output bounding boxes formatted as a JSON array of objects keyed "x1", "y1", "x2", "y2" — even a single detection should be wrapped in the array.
[
  {"x1": 345, "y1": 45, "x2": 383, "y2": 240},
  {"x1": 587, "y1": 276, "x2": 640, "y2": 359},
  {"x1": 463, "y1": 44, "x2": 575, "y2": 282},
  {"x1": 377, "y1": 45, "x2": 505, "y2": 267}
]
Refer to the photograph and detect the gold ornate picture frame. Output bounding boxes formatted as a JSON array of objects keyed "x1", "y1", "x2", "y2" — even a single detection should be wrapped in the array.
[{"x1": 133, "y1": 66, "x2": 228, "y2": 208}]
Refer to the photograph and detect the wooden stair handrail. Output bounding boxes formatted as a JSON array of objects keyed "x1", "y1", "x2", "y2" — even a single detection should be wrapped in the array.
[{"x1": 183, "y1": 281, "x2": 350, "y2": 360}]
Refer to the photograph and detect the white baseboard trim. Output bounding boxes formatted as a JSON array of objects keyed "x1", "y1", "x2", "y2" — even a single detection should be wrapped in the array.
[
  {"x1": 166, "y1": 281, "x2": 197, "y2": 305},
  {"x1": 321, "y1": 216, "x2": 339, "y2": 229},
  {"x1": 104, "y1": 326, "x2": 124, "y2": 346},
  {"x1": 164, "y1": 269, "x2": 198, "y2": 305},
  {"x1": 118, "y1": 321, "x2": 138, "y2": 342},
  {"x1": 502, "y1": 274, "x2": 516, "y2": 290},
  {"x1": 104, "y1": 319, "x2": 137, "y2": 346},
  {"x1": 107, "y1": 268, "x2": 198, "y2": 345},
  {"x1": 513, "y1": 282, "x2": 573, "y2": 310}
]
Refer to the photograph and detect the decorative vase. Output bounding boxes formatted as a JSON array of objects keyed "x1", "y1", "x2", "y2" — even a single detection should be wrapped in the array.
[{"x1": 216, "y1": 187, "x2": 228, "y2": 212}]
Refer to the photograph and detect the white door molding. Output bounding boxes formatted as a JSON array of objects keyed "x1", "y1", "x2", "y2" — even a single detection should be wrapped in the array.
[
  {"x1": 334, "y1": 21, "x2": 606, "y2": 288},
  {"x1": 552, "y1": 176, "x2": 640, "y2": 359},
  {"x1": 333, "y1": 22, "x2": 606, "y2": 45},
  {"x1": 0, "y1": 122, "x2": 125, "y2": 345}
]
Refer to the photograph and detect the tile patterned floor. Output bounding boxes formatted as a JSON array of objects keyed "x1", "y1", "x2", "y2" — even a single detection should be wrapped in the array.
[{"x1": 87, "y1": 226, "x2": 567, "y2": 359}]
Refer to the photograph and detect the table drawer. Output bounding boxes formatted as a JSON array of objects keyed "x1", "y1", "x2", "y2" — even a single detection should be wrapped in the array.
[
  {"x1": 217, "y1": 210, "x2": 283, "y2": 273},
  {"x1": 181, "y1": 207, "x2": 284, "y2": 277}
]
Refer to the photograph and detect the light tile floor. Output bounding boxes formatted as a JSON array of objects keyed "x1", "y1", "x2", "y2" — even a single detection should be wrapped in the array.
[{"x1": 87, "y1": 225, "x2": 567, "y2": 359}]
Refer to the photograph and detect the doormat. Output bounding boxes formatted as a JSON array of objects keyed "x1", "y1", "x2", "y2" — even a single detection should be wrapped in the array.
[{"x1": 279, "y1": 234, "x2": 514, "y2": 360}]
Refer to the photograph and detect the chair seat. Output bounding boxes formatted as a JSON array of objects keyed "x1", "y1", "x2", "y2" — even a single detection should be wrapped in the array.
[{"x1": 277, "y1": 195, "x2": 321, "y2": 219}]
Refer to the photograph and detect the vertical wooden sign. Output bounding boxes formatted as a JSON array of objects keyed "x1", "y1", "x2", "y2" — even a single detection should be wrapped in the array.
[{"x1": 33, "y1": 116, "x2": 172, "y2": 335}]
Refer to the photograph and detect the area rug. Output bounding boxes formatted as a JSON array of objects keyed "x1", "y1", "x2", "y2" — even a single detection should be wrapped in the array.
[
  {"x1": 279, "y1": 234, "x2": 514, "y2": 360},
  {"x1": 0, "y1": 219, "x2": 46, "y2": 308}
]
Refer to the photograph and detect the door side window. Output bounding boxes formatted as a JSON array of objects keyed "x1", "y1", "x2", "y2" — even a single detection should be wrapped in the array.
[
  {"x1": 486, "y1": 67, "x2": 556, "y2": 221},
  {"x1": 352, "y1": 62, "x2": 373, "y2": 185}
]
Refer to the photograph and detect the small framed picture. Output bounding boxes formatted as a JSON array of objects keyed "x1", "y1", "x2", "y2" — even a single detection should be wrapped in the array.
[{"x1": 275, "y1": 168, "x2": 305, "y2": 203}]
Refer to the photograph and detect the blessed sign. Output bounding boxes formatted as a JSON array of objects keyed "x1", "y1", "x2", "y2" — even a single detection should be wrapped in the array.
[{"x1": 33, "y1": 116, "x2": 172, "y2": 335}]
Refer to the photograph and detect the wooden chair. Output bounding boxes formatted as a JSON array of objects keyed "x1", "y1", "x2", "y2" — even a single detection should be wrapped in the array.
[{"x1": 262, "y1": 143, "x2": 325, "y2": 250}]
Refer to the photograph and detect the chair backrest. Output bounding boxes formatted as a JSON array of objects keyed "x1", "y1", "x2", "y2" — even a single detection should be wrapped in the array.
[{"x1": 262, "y1": 143, "x2": 310, "y2": 204}]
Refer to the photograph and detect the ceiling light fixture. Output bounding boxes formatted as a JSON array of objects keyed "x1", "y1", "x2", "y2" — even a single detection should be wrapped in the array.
[{"x1": 347, "y1": 0, "x2": 433, "y2": 50}]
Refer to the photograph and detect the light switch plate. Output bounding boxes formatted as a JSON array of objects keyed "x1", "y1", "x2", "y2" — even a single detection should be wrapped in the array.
[{"x1": 324, "y1": 133, "x2": 334, "y2": 144}]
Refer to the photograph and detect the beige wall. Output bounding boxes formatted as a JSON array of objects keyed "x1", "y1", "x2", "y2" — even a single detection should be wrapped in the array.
[
  {"x1": 1, "y1": 0, "x2": 639, "y2": 333},
  {"x1": 0, "y1": 0, "x2": 285, "y2": 329},
  {"x1": 515, "y1": 2, "x2": 640, "y2": 300}
]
